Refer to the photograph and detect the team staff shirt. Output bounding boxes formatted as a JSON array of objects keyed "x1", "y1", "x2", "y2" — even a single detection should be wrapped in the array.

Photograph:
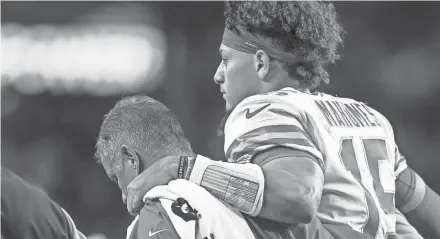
[{"x1": 224, "y1": 87, "x2": 408, "y2": 239}]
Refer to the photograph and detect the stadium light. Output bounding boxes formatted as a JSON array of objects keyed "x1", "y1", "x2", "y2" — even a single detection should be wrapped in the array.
[{"x1": 1, "y1": 23, "x2": 167, "y2": 95}]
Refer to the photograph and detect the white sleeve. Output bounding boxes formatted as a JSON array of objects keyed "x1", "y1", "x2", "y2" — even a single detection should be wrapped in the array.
[
  {"x1": 188, "y1": 155, "x2": 264, "y2": 217},
  {"x1": 394, "y1": 146, "x2": 408, "y2": 177}
]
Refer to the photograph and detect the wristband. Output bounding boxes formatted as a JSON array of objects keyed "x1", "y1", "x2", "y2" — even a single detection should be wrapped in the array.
[
  {"x1": 178, "y1": 156, "x2": 186, "y2": 179},
  {"x1": 184, "y1": 156, "x2": 197, "y2": 180}
]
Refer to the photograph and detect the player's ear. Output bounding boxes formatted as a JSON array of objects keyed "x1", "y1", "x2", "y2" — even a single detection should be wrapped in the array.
[
  {"x1": 121, "y1": 145, "x2": 141, "y2": 174},
  {"x1": 254, "y1": 50, "x2": 271, "y2": 81}
]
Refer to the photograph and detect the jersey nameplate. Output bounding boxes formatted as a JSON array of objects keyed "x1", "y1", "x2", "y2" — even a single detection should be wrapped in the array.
[{"x1": 315, "y1": 100, "x2": 380, "y2": 128}]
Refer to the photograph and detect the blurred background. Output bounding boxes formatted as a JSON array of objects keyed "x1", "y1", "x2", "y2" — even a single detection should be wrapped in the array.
[{"x1": 1, "y1": 1, "x2": 440, "y2": 238}]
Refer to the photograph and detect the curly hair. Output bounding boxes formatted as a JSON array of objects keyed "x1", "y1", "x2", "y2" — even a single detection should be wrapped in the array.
[{"x1": 224, "y1": 1, "x2": 344, "y2": 89}]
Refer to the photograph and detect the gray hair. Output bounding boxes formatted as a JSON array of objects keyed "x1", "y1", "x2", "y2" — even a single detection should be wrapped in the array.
[{"x1": 95, "y1": 95, "x2": 192, "y2": 173}]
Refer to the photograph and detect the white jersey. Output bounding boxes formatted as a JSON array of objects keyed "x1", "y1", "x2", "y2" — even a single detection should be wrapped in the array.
[{"x1": 223, "y1": 87, "x2": 408, "y2": 239}]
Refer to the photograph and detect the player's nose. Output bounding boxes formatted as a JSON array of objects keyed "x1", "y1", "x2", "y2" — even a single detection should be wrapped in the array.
[{"x1": 213, "y1": 63, "x2": 224, "y2": 85}]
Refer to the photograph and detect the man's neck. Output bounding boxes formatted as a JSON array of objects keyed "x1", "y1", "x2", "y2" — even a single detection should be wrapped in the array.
[
  {"x1": 263, "y1": 80, "x2": 309, "y2": 94},
  {"x1": 261, "y1": 69, "x2": 311, "y2": 93}
]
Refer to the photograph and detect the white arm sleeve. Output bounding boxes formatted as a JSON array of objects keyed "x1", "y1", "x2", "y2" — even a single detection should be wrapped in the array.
[{"x1": 188, "y1": 155, "x2": 265, "y2": 217}]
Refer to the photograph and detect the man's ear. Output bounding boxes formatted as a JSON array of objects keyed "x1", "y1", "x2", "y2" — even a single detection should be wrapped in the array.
[
  {"x1": 121, "y1": 145, "x2": 141, "y2": 174},
  {"x1": 254, "y1": 49, "x2": 271, "y2": 82}
]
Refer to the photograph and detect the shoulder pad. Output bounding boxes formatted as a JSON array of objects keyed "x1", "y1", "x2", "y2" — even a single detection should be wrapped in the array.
[{"x1": 224, "y1": 90, "x2": 322, "y2": 164}]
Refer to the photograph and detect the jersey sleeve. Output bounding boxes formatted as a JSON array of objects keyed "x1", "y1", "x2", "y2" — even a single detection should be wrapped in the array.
[
  {"x1": 394, "y1": 146, "x2": 408, "y2": 177},
  {"x1": 224, "y1": 93, "x2": 324, "y2": 169}
]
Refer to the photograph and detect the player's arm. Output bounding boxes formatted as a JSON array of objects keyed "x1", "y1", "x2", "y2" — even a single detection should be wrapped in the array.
[
  {"x1": 187, "y1": 147, "x2": 324, "y2": 224},
  {"x1": 126, "y1": 150, "x2": 324, "y2": 224},
  {"x1": 395, "y1": 166, "x2": 440, "y2": 238},
  {"x1": 256, "y1": 147, "x2": 324, "y2": 224}
]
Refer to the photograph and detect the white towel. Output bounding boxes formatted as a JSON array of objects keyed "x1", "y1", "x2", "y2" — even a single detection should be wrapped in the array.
[{"x1": 127, "y1": 179, "x2": 256, "y2": 239}]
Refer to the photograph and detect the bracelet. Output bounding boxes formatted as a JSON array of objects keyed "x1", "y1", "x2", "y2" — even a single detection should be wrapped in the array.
[
  {"x1": 178, "y1": 156, "x2": 186, "y2": 179},
  {"x1": 182, "y1": 157, "x2": 188, "y2": 178},
  {"x1": 184, "y1": 156, "x2": 197, "y2": 180}
]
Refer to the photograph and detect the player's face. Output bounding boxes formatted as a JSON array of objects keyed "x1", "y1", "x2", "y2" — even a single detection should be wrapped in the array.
[{"x1": 214, "y1": 44, "x2": 262, "y2": 111}]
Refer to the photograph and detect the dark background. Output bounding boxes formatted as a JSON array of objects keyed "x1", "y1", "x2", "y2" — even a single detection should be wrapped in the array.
[{"x1": 2, "y1": 2, "x2": 440, "y2": 238}]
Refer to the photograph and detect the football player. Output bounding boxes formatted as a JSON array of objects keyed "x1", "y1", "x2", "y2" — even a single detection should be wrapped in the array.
[{"x1": 125, "y1": 1, "x2": 440, "y2": 239}]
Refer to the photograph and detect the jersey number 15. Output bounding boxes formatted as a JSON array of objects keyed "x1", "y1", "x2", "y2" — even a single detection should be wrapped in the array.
[{"x1": 339, "y1": 138, "x2": 395, "y2": 236}]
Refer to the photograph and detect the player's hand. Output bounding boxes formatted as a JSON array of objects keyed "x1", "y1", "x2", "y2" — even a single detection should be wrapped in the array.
[{"x1": 126, "y1": 156, "x2": 180, "y2": 215}]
